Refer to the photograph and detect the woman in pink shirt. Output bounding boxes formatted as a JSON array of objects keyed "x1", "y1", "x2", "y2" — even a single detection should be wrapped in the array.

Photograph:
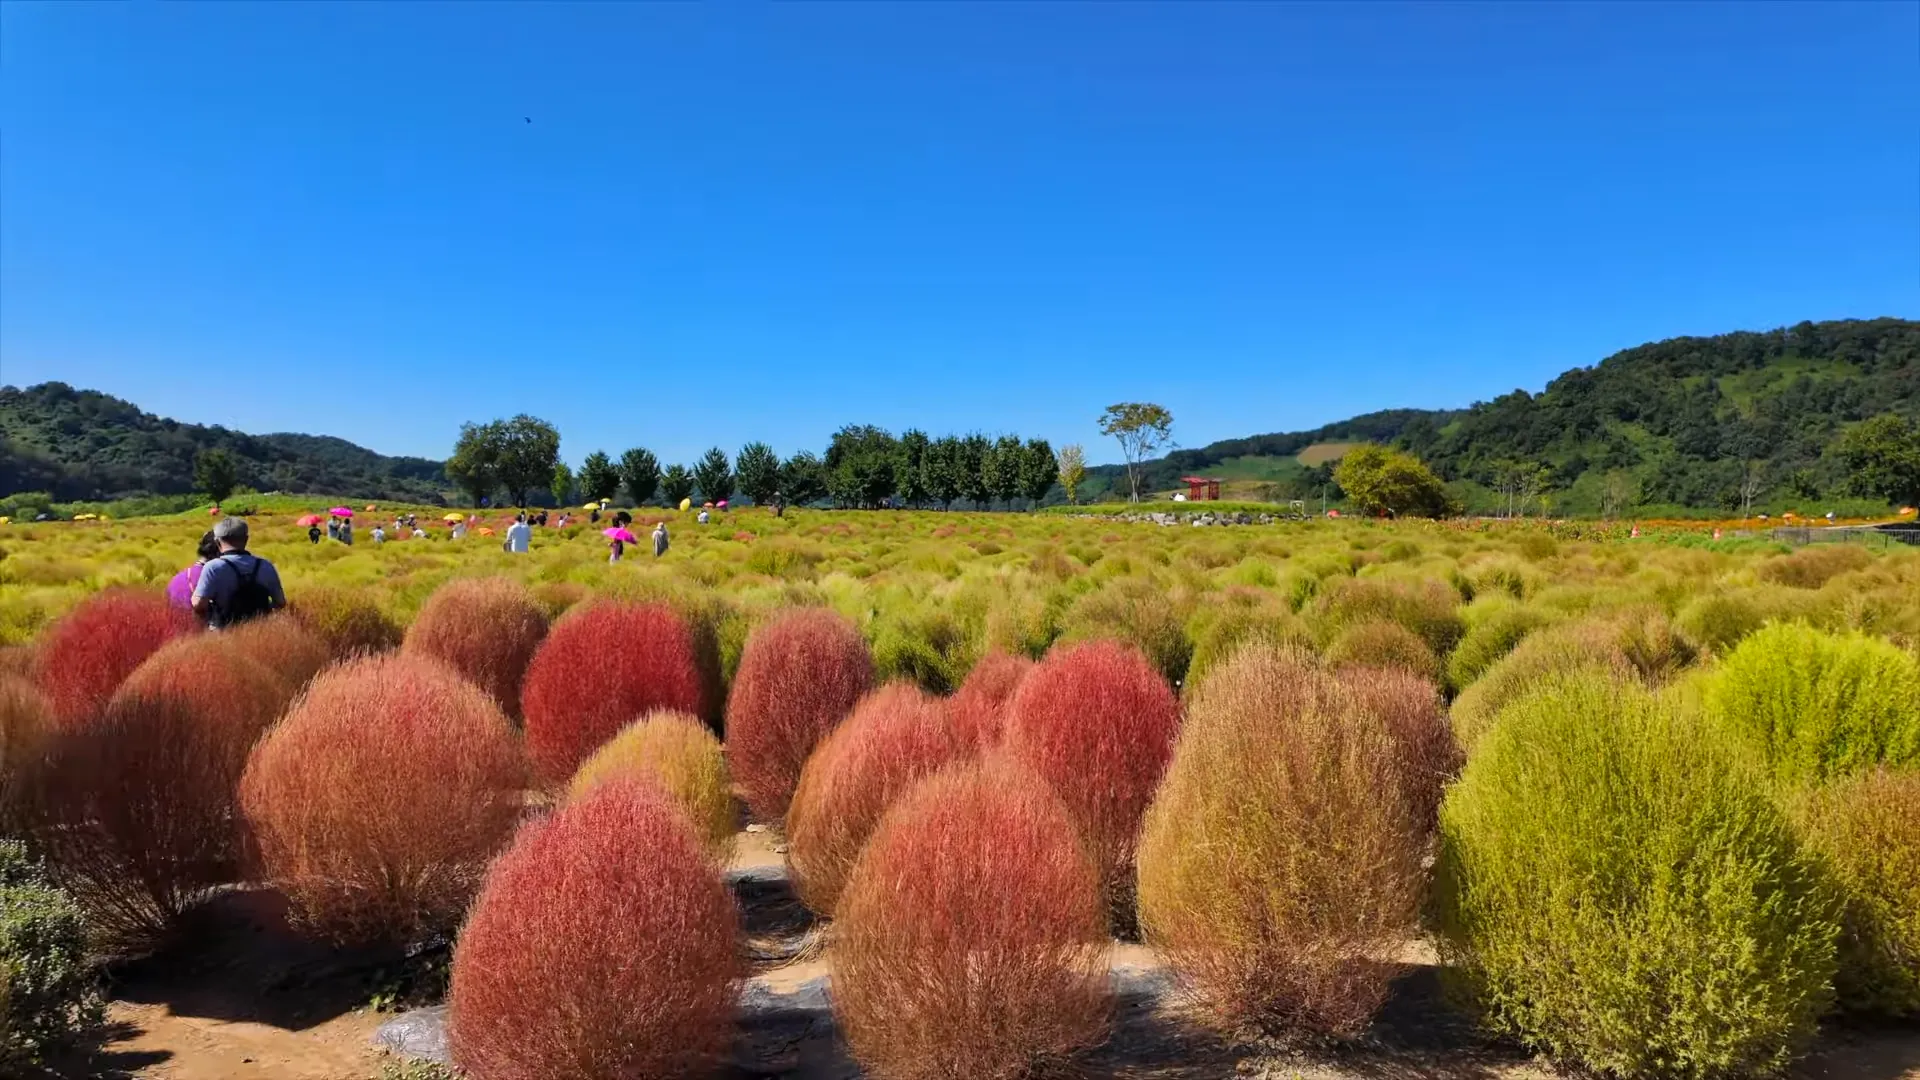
[{"x1": 166, "y1": 531, "x2": 222, "y2": 608}]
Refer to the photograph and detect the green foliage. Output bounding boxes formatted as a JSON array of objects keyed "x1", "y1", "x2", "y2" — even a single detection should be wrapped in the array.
[
  {"x1": 1098, "y1": 401, "x2": 1174, "y2": 502},
  {"x1": 444, "y1": 422, "x2": 500, "y2": 507},
  {"x1": 982, "y1": 435, "x2": 1023, "y2": 509},
  {"x1": 1184, "y1": 602, "x2": 1310, "y2": 691},
  {"x1": 378, "y1": 1060, "x2": 462, "y2": 1080},
  {"x1": 1447, "y1": 601, "x2": 1552, "y2": 691},
  {"x1": 548, "y1": 462, "x2": 573, "y2": 507},
  {"x1": 957, "y1": 434, "x2": 991, "y2": 508},
  {"x1": 734, "y1": 442, "x2": 780, "y2": 506},
  {"x1": 779, "y1": 452, "x2": 825, "y2": 506},
  {"x1": 1837, "y1": 413, "x2": 1920, "y2": 508},
  {"x1": 612, "y1": 448, "x2": 657, "y2": 507},
  {"x1": 0, "y1": 382, "x2": 449, "y2": 503},
  {"x1": 0, "y1": 841, "x2": 103, "y2": 1067},
  {"x1": 1020, "y1": 438, "x2": 1057, "y2": 507},
  {"x1": 574, "y1": 450, "x2": 617, "y2": 503},
  {"x1": 824, "y1": 425, "x2": 900, "y2": 509},
  {"x1": 1704, "y1": 622, "x2": 1920, "y2": 786},
  {"x1": 893, "y1": 430, "x2": 929, "y2": 507},
  {"x1": 1333, "y1": 444, "x2": 1457, "y2": 519},
  {"x1": 693, "y1": 447, "x2": 734, "y2": 504},
  {"x1": 1675, "y1": 591, "x2": 1767, "y2": 654},
  {"x1": 920, "y1": 437, "x2": 962, "y2": 509},
  {"x1": 1437, "y1": 673, "x2": 1839, "y2": 1079},
  {"x1": 660, "y1": 464, "x2": 695, "y2": 507},
  {"x1": 193, "y1": 448, "x2": 239, "y2": 503}
]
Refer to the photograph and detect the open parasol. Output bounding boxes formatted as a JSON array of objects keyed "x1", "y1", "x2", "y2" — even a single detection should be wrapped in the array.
[{"x1": 602, "y1": 527, "x2": 638, "y2": 543}]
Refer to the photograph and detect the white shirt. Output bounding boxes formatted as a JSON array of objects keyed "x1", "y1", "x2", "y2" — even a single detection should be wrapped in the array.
[{"x1": 506, "y1": 521, "x2": 532, "y2": 553}]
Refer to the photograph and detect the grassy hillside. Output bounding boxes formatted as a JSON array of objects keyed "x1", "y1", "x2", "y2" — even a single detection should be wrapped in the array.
[
  {"x1": 1086, "y1": 318, "x2": 1917, "y2": 514},
  {"x1": 0, "y1": 382, "x2": 449, "y2": 504}
]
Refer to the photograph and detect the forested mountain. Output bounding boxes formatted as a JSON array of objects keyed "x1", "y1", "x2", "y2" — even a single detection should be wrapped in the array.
[
  {"x1": 1086, "y1": 318, "x2": 1919, "y2": 513},
  {"x1": 0, "y1": 383, "x2": 448, "y2": 503}
]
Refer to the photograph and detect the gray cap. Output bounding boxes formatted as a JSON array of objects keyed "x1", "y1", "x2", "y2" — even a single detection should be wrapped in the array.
[{"x1": 213, "y1": 516, "x2": 250, "y2": 544}]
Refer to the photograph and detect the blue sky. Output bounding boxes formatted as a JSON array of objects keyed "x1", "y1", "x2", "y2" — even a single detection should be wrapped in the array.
[{"x1": 3, "y1": 2, "x2": 1915, "y2": 468}]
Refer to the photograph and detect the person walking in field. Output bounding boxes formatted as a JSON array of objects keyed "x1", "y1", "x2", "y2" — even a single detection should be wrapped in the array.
[
  {"x1": 192, "y1": 517, "x2": 286, "y2": 629},
  {"x1": 339, "y1": 518, "x2": 353, "y2": 545},
  {"x1": 652, "y1": 521, "x2": 669, "y2": 558},
  {"x1": 608, "y1": 536, "x2": 625, "y2": 563},
  {"x1": 371, "y1": 524, "x2": 386, "y2": 544},
  {"x1": 167, "y1": 531, "x2": 222, "y2": 610},
  {"x1": 308, "y1": 523, "x2": 323, "y2": 544},
  {"x1": 506, "y1": 513, "x2": 532, "y2": 554}
]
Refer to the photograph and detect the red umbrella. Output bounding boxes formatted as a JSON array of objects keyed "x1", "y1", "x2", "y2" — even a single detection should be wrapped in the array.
[
  {"x1": 602, "y1": 527, "x2": 638, "y2": 543},
  {"x1": 297, "y1": 514, "x2": 325, "y2": 526}
]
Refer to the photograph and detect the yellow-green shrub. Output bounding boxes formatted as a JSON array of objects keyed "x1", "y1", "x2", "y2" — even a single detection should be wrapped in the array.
[
  {"x1": 1757, "y1": 544, "x2": 1873, "y2": 590},
  {"x1": 1138, "y1": 644, "x2": 1431, "y2": 1037},
  {"x1": 1450, "y1": 611, "x2": 1685, "y2": 754},
  {"x1": 1310, "y1": 577, "x2": 1463, "y2": 660},
  {"x1": 1056, "y1": 577, "x2": 1191, "y2": 687},
  {"x1": 1675, "y1": 592, "x2": 1766, "y2": 655},
  {"x1": 290, "y1": 586, "x2": 403, "y2": 660},
  {"x1": 565, "y1": 711, "x2": 734, "y2": 862},
  {"x1": 1437, "y1": 672, "x2": 1839, "y2": 1078},
  {"x1": 1183, "y1": 600, "x2": 1310, "y2": 692},
  {"x1": 1446, "y1": 602, "x2": 1552, "y2": 692},
  {"x1": 1704, "y1": 623, "x2": 1920, "y2": 786},
  {"x1": 1793, "y1": 768, "x2": 1920, "y2": 1017}
]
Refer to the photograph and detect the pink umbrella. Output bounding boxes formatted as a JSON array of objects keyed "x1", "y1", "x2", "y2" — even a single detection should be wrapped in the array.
[
  {"x1": 329, "y1": 507, "x2": 354, "y2": 518},
  {"x1": 602, "y1": 527, "x2": 638, "y2": 543}
]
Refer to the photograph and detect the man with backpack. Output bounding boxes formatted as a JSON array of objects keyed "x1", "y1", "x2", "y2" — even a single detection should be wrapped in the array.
[{"x1": 191, "y1": 517, "x2": 286, "y2": 629}]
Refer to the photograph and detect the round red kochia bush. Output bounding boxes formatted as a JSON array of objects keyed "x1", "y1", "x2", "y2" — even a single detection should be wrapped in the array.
[
  {"x1": 518, "y1": 603, "x2": 707, "y2": 786},
  {"x1": 27, "y1": 635, "x2": 288, "y2": 948},
  {"x1": 726, "y1": 607, "x2": 873, "y2": 820},
  {"x1": 449, "y1": 777, "x2": 741, "y2": 1080},
  {"x1": 1003, "y1": 639, "x2": 1180, "y2": 912},
  {"x1": 786, "y1": 683, "x2": 963, "y2": 914},
  {"x1": 223, "y1": 613, "x2": 332, "y2": 696},
  {"x1": 0, "y1": 675, "x2": 52, "y2": 830},
  {"x1": 947, "y1": 651, "x2": 1034, "y2": 750},
  {"x1": 403, "y1": 577, "x2": 549, "y2": 722},
  {"x1": 239, "y1": 654, "x2": 527, "y2": 945},
  {"x1": 33, "y1": 589, "x2": 193, "y2": 726},
  {"x1": 835, "y1": 760, "x2": 1110, "y2": 1080}
]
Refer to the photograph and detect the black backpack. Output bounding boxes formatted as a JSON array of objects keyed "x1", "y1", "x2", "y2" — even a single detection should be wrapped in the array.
[{"x1": 216, "y1": 554, "x2": 275, "y2": 627}]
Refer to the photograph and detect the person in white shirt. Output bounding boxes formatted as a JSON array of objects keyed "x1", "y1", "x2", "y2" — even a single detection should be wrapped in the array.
[
  {"x1": 451, "y1": 520, "x2": 468, "y2": 540},
  {"x1": 506, "y1": 513, "x2": 533, "y2": 554},
  {"x1": 371, "y1": 526, "x2": 386, "y2": 544}
]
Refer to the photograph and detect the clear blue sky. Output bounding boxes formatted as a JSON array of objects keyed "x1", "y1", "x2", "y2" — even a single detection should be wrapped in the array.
[{"x1": 3, "y1": 2, "x2": 1915, "y2": 468}]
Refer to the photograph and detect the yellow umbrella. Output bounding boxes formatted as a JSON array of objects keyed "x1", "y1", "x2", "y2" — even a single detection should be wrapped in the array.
[
  {"x1": 581, "y1": 502, "x2": 600, "y2": 511},
  {"x1": 0, "y1": 516, "x2": 10, "y2": 525},
  {"x1": 678, "y1": 497, "x2": 692, "y2": 512},
  {"x1": 443, "y1": 513, "x2": 465, "y2": 523}
]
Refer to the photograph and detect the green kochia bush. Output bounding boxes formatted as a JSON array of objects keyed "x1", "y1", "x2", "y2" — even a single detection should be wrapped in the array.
[
  {"x1": 1438, "y1": 672, "x2": 1839, "y2": 1079},
  {"x1": 0, "y1": 841, "x2": 102, "y2": 1067},
  {"x1": 1704, "y1": 622, "x2": 1920, "y2": 786},
  {"x1": 1793, "y1": 768, "x2": 1920, "y2": 1017}
]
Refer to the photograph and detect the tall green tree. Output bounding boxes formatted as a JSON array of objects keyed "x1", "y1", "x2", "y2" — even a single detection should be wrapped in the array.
[
  {"x1": 984, "y1": 434, "x2": 1023, "y2": 508},
  {"x1": 1837, "y1": 413, "x2": 1920, "y2": 508},
  {"x1": 1056, "y1": 443, "x2": 1086, "y2": 505},
  {"x1": 1098, "y1": 402, "x2": 1174, "y2": 502},
  {"x1": 661, "y1": 464, "x2": 695, "y2": 507},
  {"x1": 1333, "y1": 444, "x2": 1457, "y2": 519},
  {"x1": 491, "y1": 415, "x2": 561, "y2": 506},
  {"x1": 445, "y1": 421, "x2": 502, "y2": 507},
  {"x1": 922, "y1": 436, "x2": 963, "y2": 510},
  {"x1": 578, "y1": 450, "x2": 621, "y2": 503},
  {"x1": 824, "y1": 424, "x2": 900, "y2": 508},
  {"x1": 780, "y1": 452, "x2": 826, "y2": 506},
  {"x1": 550, "y1": 462, "x2": 575, "y2": 506},
  {"x1": 619, "y1": 447, "x2": 660, "y2": 506},
  {"x1": 1019, "y1": 438, "x2": 1057, "y2": 508},
  {"x1": 735, "y1": 442, "x2": 780, "y2": 505},
  {"x1": 896, "y1": 429, "x2": 930, "y2": 508},
  {"x1": 958, "y1": 433, "x2": 990, "y2": 509},
  {"x1": 694, "y1": 447, "x2": 735, "y2": 504},
  {"x1": 193, "y1": 448, "x2": 239, "y2": 503}
]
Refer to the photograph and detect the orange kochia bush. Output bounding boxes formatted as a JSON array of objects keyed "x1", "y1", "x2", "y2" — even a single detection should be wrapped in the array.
[
  {"x1": 785, "y1": 683, "x2": 963, "y2": 913},
  {"x1": 947, "y1": 651, "x2": 1034, "y2": 750},
  {"x1": 403, "y1": 577, "x2": 549, "y2": 721},
  {"x1": 1003, "y1": 639, "x2": 1180, "y2": 905},
  {"x1": 33, "y1": 589, "x2": 193, "y2": 726},
  {"x1": 240, "y1": 654, "x2": 527, "y2": 945},
  {"x1": 726, "y1": 607, "x2": 873, "y2": 820},
  {"x1": 450, "y1": 777, "x2": 741, "y2": 1080},
  {"x1": 518, "y1": 602, "x2": 707, "y2": 785},
  {"x1": 834, "y1": 759, "x2": 1110, "y2": 1080}
]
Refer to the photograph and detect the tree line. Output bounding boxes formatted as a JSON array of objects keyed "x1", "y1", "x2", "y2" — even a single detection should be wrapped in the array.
[{"x1": 447, "y1": 418, "x2": 1085, "y2": 511}]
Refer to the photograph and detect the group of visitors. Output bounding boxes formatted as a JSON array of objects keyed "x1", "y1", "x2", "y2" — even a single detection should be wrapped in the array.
[
  {"x1": 607, "y1": 520, "x2": 670, "y2": 563},
  {"x1": 169, "y1": 517, "x2": 287, "y2": 629},
  {"x1": 308, "y1": 516, "x2": 355, "y2": 545}
]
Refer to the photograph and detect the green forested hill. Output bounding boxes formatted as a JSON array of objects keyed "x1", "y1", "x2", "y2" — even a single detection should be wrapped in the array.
[
  {"x1": 0, "y1": 382, "x2": 448, "y2": 503},
  {"x1": 1085, "y1": 318, "x2": 1918, "y2": 514}
]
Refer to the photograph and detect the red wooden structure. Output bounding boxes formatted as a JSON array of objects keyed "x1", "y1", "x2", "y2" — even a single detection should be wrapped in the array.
[{"x1": 1182, "y1": 477, "x2": 1222, "y2": 501}]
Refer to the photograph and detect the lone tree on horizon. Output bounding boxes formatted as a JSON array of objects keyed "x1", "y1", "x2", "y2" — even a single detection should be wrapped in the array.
[{"x1": 1098, "y1": 402, "x2": 1173, "y2": 503}]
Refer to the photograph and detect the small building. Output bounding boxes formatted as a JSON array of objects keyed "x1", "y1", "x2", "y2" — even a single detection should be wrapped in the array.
[{"x1": 1181, "y1": 477, "x2": 1222, "y2": 501}]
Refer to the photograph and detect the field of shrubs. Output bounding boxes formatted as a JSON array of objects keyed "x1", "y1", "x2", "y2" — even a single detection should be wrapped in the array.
[{"x1": 1, "y1": 505, "x2": 1917, "y2": 1079}]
